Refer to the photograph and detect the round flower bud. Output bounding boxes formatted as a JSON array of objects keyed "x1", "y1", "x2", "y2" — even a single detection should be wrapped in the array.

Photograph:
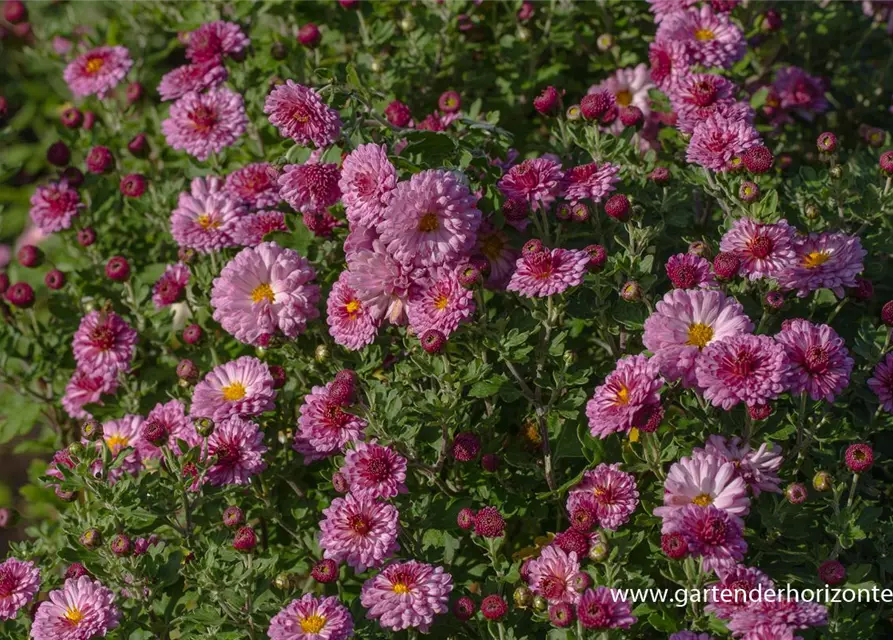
[
  {"x1": 195, "y1": 417, "x2": 215, "y2": 438},
  {"x1": 738, "y1": 180, "x2": 759, "y2": 202},
  {"x1": 818, "y1": 560, "x2": 846, "y2": 586},
  {"x1": 533, "y1": 86, "x2": 561, "y2": 116},
  {"x1": 583, "y1": 244, "x2": 607, "y2": 272},
  {"x1": 177, "y1": 359, "x2": 199, "y2": 383},
  {"x1": 570, "y1": 203, "x2": 590, "y2": 223},
  {"x1": 233, "y1": 526, "x2": 257, "y2": 552},
  {"x1": 64, "y1": 168, "x2": 86, "y2": 190},
  {"x1": 812, "y1": 471, "x2": 832, "y2": 492},
  {"x1": 420, "y1": 329, "x2": 446, "y2": 354},
  {"x1": 532, "y1": 595, "x2": 548, "y2": 612},
  {"x1": 817, "y1": 132, "x2": 837, "y2": 153},
  {"x1": 61, "y1": 107, "x2": 83, "y2": 128},
  {"x1": 297, "y1": 23, "x2": 321, "y2": 48},
  {"x1": 384, "y1": 100, "x2": 412, "y2": 127},
  {"x1": 311, "y1": 558, "x2": 339, "y2": 583},
  {"x1": 522, "y1": 238, "x2": 544, "y2": 256},
  {"x1": 661, "y1": 532, "x2": 687, "y2": 559},
  {"x1": 64, "y1": 563, "x2": 89, "y2": 580},
  {"x1": 110, "y1": 533, "x2": 131, "y2": 557},
  {"x1": 439, "y1": 90, "x2": 461, "y2": 114},
  {"x1": 850, "y1": 277, "x2": 874, "y2": 301},
  {"x1": 105, "y1": 256, "x2": 130, "y2": 281},
  {"x1": 829, "y1": 165, "x2": 843, "y2": 180},
  {"x1": 747, "y1": 403, "x2": 772, "y2": 421},
  {"x1": 458, "y1": 264, "x2": 481, "y2": 289},
  {"x1": 82, "y1": 418, "x2": 102, "y2": 442},
  {"x1": 77, "y1": 228, "x2": 96, "y2": 247},
  {"x1": 45, "y1": 269, "x2": 66, "y2": 290},
  {"x1": 881, "y1": 300, "x2": 893, "y2": 327},
  {"x1": 713, "y1": 251, "x2": 740, "y2": 280},
  {"x1": 580, "y1": 91, "x2": 613, "y2": 121},
  {"x1": 17, "y1": 245, "x2": 42, "y2": 268},
  {"x1": 128, "y1": 133, "x2": 149, "y2": 157},
  {"x1": 880, "y1": 151, "x2": 893, "y2": 175},
  {"x1": 82, "y1": 112, "x2": 97, "y2": 131},
  {"x1": 566, "y1": 104, "x2": 582, "y2": 121},
  {"x1": 845, "y1": 443, "x2": 874, "y2": 473},
  {"x1": 126, "y1": 82, "x2": 143, "y2": 104},
  {"x1": 742, "y1": 145, "x2": 774, "y2": 174},
  {"x1": 570, "y1": 572, "x2": 590, "y2": 593},
  {"x1": 452, "y1": 432, "x2": 481, "y2": 462},
  {"x1": 4, "y1": 0, "x2": 26, "y2": 23},
  {"x1": 866, "y1": 128, "x2": 885, "y2": 148},
  {"x1": 6, "y1": 282, "x2": 34, "y2": 308},
  {"x1": 763, "y1": 291, "x2": 784, "y2": 311},
  {"x1": 182, "y1": 324, "x2": 202, "y2": 345},
  {"x1": 314, "y1": 344, "x2": 330, "y2": 363},
  {"x1": 47, "y1": 141, "x2": 71, "y2": 166},
  {"x1": 120, "y1": 174, "x2": 147, "y2": 198},
  {"x1": 550, "y1": 602, "x2": 575, "y2": 628},
  {"x1": 785, "y1": 482, "x2": 808, "y2": 504},
  {"x1": 481, "y1": 594, "x2": 508, "y2": 621},
  {"x1": 141, "y1": 420, "x2": 168, "y2": 448},
  {"x1": 457, "y1": 507, "x2": 475, "y2": 531},
  {"x1": 473, "y1": 506, "x2": 505, "y2": 538},
  {"x1": 328, "y1": 378, "x2": 356, "y2": 405},
  {"x1": 56, "y1": 488, "x2": 77, "y2": 502},
  {"x1": 649, "y1": 167, "x2": 670, "y2": 184},
  {"x1": 604, "y1": 194, "x2": 630, "y2": 221},
  {"x1": 588, "y1": 540, "x2": 610, "y2": 562},
  {"x1": 452, "y1": 596, "x2": 476, "y2": 621},
  {"x1": 86, "y1": 146, "x2": 114, "y2": 174},
  {"x1": 332, "y1": 471, "x2": 349, "y2": 493},
  {"x1": 0, "y1": 273, "x2": 8, "y2": 295},
  {"x1": 223, "y1": 505, "x2": 244, "y2": 528},
  {"x1": 619, "y1": 106, "x2": 644, "y2": 128},
  {"x1": 761, "y1": 9, "x2": 782, "y2": 31},
  {"x1": 268, "y1": 365, "x2": 286, "y2": 390},
  {"x1": 620, "y1": 280, "x2": 642, "y2": 302},
  {"x1": 481, "y1": 453, "x2": 500, "y2": 472},
  {"x1": 513, "y1": 586, "x2": 533, "y2": 608},
  {"x1": 80, "y1": 528, "x2": 103, "y2": 550},
  {"x1": 273, "y1": 573, "x2": 293, "y2": 591},
  {"x1": 596, "y1": 34, "x2": 614, "y2": 51},
  {"x1": 270, "y1": 42, "x2": 287, "y2": 60}
]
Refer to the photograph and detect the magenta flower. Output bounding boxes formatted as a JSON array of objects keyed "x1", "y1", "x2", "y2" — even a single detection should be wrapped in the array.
[
  {"x1": 63, "y1": 46, "x2": 132, "y2": 99},
  {"x1": 775, "y1": 319, "x2": 853, "y2": 402},
  {"x1": 61, "y1": 369, "x2": 118, "y2": 420},
  {"x1": 341, "y1": 441, "x2": 408, "y2": 500},
  {"x1": 204, "y1": 416, "x2": 268, "y2": 486},
  {"x1": 339, "y1": 143, "x2": 398, "y2": 227},
  {"x1": 589, "y1": 64, "x2": 653, "y2": 133},
  {"x1": 152, "y1": 263, "x2": 190, "y2": 309},
  {"x1": 146, "y1": 399, "x2": 201, "y2": 451},
  {"x1": 576, "y1": 587, "x2": 636, "y2": 630},
  {"x1": 586, "y1": 355, "x2": 664, "y2": 439},
  {"x1": 656, "y1": 6, "x2": 745, "y2": 69},
  {"x1": 695, "y1": 334, "x2": 789, "y2": 410},
  {"x1": 497, "y1": 158, "x2": 566, "y2": 210},
  {"x1": 279, "y1": 162, "x2": 342, "y2": 213},
  {"x1": 664, "y1": 504, "x2": 747, "y2": 573},
  {"x1": 705, "y1": 564, "x2": 775, "y2": 620},
  {"x1": 563, "y1": 162, "x2": 621, "y2": 204},
  {"x1": 526, "y1": 546, "x2": 581, "y2": 604},
  {"x1": 701, "y1": 435, "x2": 783, "y2": 496},
  {"x1": 727, "y1": 596, "x2": 828, "y2": 637},
  {"x1": 72, "y1": 311, "x2": 138, "y2": 376},
  {"x1": 190, "y1": 356, "x2": 277, "y2": 422},
  {"x1": 161, "y1": 88, "x2": 247, "y2": 161},
  {"x1": 232, "y1": 210, "x2": 287, "y2": 247},
  {"x1": 648, "y1": 0, "x2": 699, "y2": 22},
  {"x1": 345, "y1": 243, "x2": 423, "y2": 324},
  {"x1": 687, "y1": 112, "x2": 761, "y2": 172},
  {"x1": 101, "y1": 414, "x2": 144, "y2": 479},
  {"x1": 185, "y1": 21, "x2": 249, "y2": 63},
  {"x1": 407, "y1": 269, "x2": 475, "y2": 337},
  {"x1": 719, "y1": 218, "x2": 796, "y2": 281},
  {"x1": 360, "y1": 561, "x2": 452, "y2": 632},
  {"x1": 0, "y1": 557, "x2": 39, "y2": 620},
  {"x1": 653, "y1": 453, "x2": 750, "y2": 524},
  {"x1": 170, "y1": 179, "x2": 248, "y2": 253},
  {"x1": 264, "y1": 80, "x2": 342, "y2": 148},
  {"x1": 773, "y1": 66, "x2": 829, "y2": 118},
  {"x1": 30, "y1": 181, "x2": 82, "y2": 234},
  {"x1": 30, "y1": 576, "x2": 120, "y2": 640},
  {"x1": 320, "y1": 493, "x2": 399, "y2": 572},
  {"x1": 157, "y1": 62, "x2": 227, "y2": 101},
  {"x1": 869, "y1": 352, "x2": 893, "y2": 414},
  {"x1": 225, "y1": 163, "x2": 282, "y2": 209},
  {"x1": 507, "y1": 248, "x2": 590, "y2": 298},
  {"x1": 777, "y1": 232, "x2": 866, "y2": 298},
  {"x1": 267, "y1": 594, "x2": 354, "y2": 640},
  {"x1": 669, "y1": 73, "x2": 744, "y2": 134},
  {"x1": 566, "y1": 463, "x2": 639, "y2": 530},
  {"x1": 379, "y1": 170, "x2": 481, "y2": 269},
  {"x1": 649, "y1": 39, "x2": 690, "y2": 91},
  {"x1": 295, "y1": 382, "x2": 367, "y2": 461},
  {"x1": 665, "y1": 252, "x2": 717, "y2": 289},
  {"x1": 326, "y1": 271, "x2": 379, "y2": 351}
]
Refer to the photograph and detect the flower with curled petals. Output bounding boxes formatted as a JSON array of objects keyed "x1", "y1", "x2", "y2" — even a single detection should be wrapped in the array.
[{"x1": 360, "y1": 561, "x2": 452, "y2": 633}]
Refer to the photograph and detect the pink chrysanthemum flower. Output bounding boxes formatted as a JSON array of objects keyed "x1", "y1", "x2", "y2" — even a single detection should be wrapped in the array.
[
  {"x1": 204, "y1": 416, "x2": 268, "y2": 486},
  {"x1": 773, "y1": 66, "x2": 829, "y2": 118},
  {"x1": 665, "y1": 252, "x2": 717, "y2": 289},
  {"x1": 30, "y1": 181, "x2": 82, "y2": 234},
  {"x1": 61, "y1": 368, "x2": 118, "y2": 420},
  {"x1": 170, "y1": 180, "x2": 248, "y2": 253},
  {"x1": 102, "y1": 415, "x2": 144, "y2": 478},
  {"x1": 526, "y1": 546, "x2": 581, "y2": 604},
  {"x1": 72, "y1": 311, "x2": 138, "y2": 375},
  {"x1": 576, "y1": 587, "x2": 637, "y2": 630},
  {"x1": 669, "y1": 73, "x2": 742, "y2": 134},
  {"x1": 643, "y1": 289, "x2": 753, "y2": 388},
  {"x1": 339, "y1": 143, "x2": 398, "y2": 228},
  {"x1": 647, "y1": 0, "x2": 699, "y2": 22},
  {"x1": 507, "y1": 248, "x2": 590, "y2": 298},
  {"x1": 664, "y1": 504, "x2": 747, "y2": 573},
  {"x1": 695, "y1": 334, "x2": 789, "y2": 410},
  {"x1": 225, "y1": 163, "x2": 282, "y2": 209},
  {"x1": 145, "y1": 399, "x2": 201, "y2": 451},
  {"x1": 161, "y1": 88, "x2": 247, "y2": 161},
  {"x1": 264, "y1": 80, "x2": 342, "y2": 147},
  {"x1": 267, "y1": 594, "x2": 354, "y2": 640},
  {"x1": 719, "y1": 218, "x2": 796, "y2": 281},
  {"x1": 585, "y1": 355, "x2": 664, "y2": 439},
  {"x1": 320, "y1": 493, "x2": 399, "y2": 572},
  {"x1": 476, "y1": 225, "x2": 518, "y2": 290},
  {"x1": 342, "y1": 441, "x2": 408, "y2": 500},
  {"x1": 649, "y1": 39, "x2": 690, "y2": 91},
  {"x1": 360, "y1": 561, "x2": 452, "y2": 632},
  {"x1": 379, "y1": 170, "x2": 481, "y2": 269},
  {"x1": 775, "y1": 319, "x2": 853, "y2": 402},
  {"x1": 327, "y1": 271, "x2": 379, "y2": 351},
  {"x1": 295, "y1": 383, "x2": 367, "y2": 460},
  {"x1": 656, "y1": 6, "x2": 746, "y2": 69},
  {"x1": 563, "y1": 163, "x2": 621, "y2": 205},
  {"x1": 687, "y1": 113, "x2": 761, "y2": 172},
  {"x1": 157, "y1": 62, "x2": 227, "y2": 101},
  {"x1": 210, "y1": 242, "x2": 320, "y2": 346},
  {"x1": 406, "y1": 270, "x2": 475, "y2": 337},
  {"x1": 63, "y1": 45, "x2": 132, "y2": 99},
  {"x1": 589, "y1": 64, "x2": 653, "y2": 132},
  {"x1": 727, "y1": 597, "x2": 828, "y2": 637},
  {"x1": 701, "y1": 435, "x2": 783, "y2": 496},
  {"x1": 0, "y1": 557, "x2": 40, "y2": 620},
  {"x1": 233, "y1": 210, "x2": 288, "y2": 247},
  {"x1": 345, "y1": 243, "x2": 423, "y2": 324},
  {"x1": 705, "y1": 564, "x2": 775, "y2": 620},
  {"x1": 152, "y1": 263, "x2": 190, "y2": 309},
  {"x1": 566, "y1": 463, "x2": 639, "y2": 530},
  {"x1": 653, "y1": 453, "x2": 750, "y2": 524},
  {"x1": 185, "y1": 21, "x2": 249, "y2": 64},
  {"x1": 30, "y1": 576, "x2": 120, "y2": 640},
  {"x1": 279, "y1": 162, "x2": 341, "y2": 214},
  {"x1": 869, "y1": 352, "x2": 893, "y2": 414},
  {"x1": 497, "y1": 158, "x2": 566, "y2": 210},
  {"x1": 777, "y1": 232, "x2": 866, "y2": 298},
  {"x1": 190, "y1": 356, "x2": 277, "y2": 422}
]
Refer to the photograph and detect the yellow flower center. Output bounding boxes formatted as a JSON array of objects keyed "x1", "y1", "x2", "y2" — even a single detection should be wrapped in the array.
[
  {"x1": 614, "y1": 384, "x2": 630, "y2": 406},
  {"x1": 345, "y1": 299, "x2": 361, "y2": 317},
  {"x1": 694, "y1": 28, "x2": 715, "y2": 41},
  {"x1": 802, "y1": 250, "x2": 831, "y2": 269},
  {"x1": 434, "y1": 294, "x2": 450, "y2": 311},
  {"x1": 197, "y1": 214, "x2": 220, "y2": 230},
  {"x1": 686, "y1": 323, "x2": 714, "y2": 349},
  {"x1": 221, "y1": 381, "x2": 246, "y2": 401},
  {"x1": 299, "y1": 614, "x2": 327, "y2": 633},
  {"x1": 85, "y1": 57, "x2": 104, "y2": 74},
  {"x1": 692, "y1": 493, "x2": 713, "y2": 507},
  {"x1": 615, "y1": 89, "x2": 633, "y2": 107},
  {"x1": 64, "y1": 606, "x2": 85, "y2": 625},
  {"x1": 417, "y1": 213, "x2": 439, "y2": 233},
  {"x1": 251, "y1": 283, "x2": 275, "y2": 304},
  {"x1": 392, "y1": 582, "x2": 411, "y2": 594},
  {"x1": 105, "y1": 435, "x2": 129, "y2": 454}
]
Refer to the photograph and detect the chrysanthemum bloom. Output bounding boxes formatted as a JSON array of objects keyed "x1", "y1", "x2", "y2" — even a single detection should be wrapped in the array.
[
  {"x1": 656, "y1": 6, "x2": 745, "y2": 68},
  {"x1": 29, "y1": 181, "x2": 82, "y2": 234},
  {"x1": 339, "y1": 143, "x2": 398, "y2": 228},
  {"x1": 474, "y1": 507, "x2": 506, "y2": 538},
  {"x1": 643, "y1": 289, "x2": 753, "y2": 388},
  {"x1": 72, "y1": 311, "x2": 138, "y2": 375},
  {"x1": 452, "y1": 432, "x2": 481, "y2": 462},
  {"x1": 576, "y1": 587, "x2": 636, "y2": 630},
  {"x1": 777, "y1": 232, "x2": 866, "y2": 298},
  {"x1": 63, "y1": 46, "x2": 132, "y2": 99},
  {"x1": 170, "y1": 178, "x2": 248, "y2": 253},
  {"x1": 687, "y1": 113, "x2": 761, "y2": 172},
  {"x1": 705, "y1": 564, "x2": 775, "y2": 620},
  {"x1": 267, "y1": 594, "x2": 354, "y2": 640},
  {"x1": 406, "y1": 270, "x2": 475, "y2": 337},
  {"x1": 647, "y1": 0, "x2": 699, "y2": 22},
  {"x1": 868, "y1": 353, "x2": 893, "y2": 413},
  {"x1": 566, "y1": 463, "x2": 639, "y2": 530},
  {"x1": 497, "y1": 158, "x2": 565, "y2": 210},
  {"x1": 326, "y1": 271, "x2": 379, "y2": 351},
  {"x1": 551, "y1": 529, "x2": 590, "y2": 557},
  {"x1": 653, "y1": 453, "x2": 750, "y2": 524},
  {"x1": 264, "y1": 81, "x2": 342, "y2": 147},
  {"x1": 648, "y1": 39, "x2": 690, "y2": 91},
  {"x1": 30, "y1": 576, "x2": 120, "y2": 640},
  {"x1": 526, "y1": 546, "x2": 581, "y2": 604},
  {"x1": 151, "y1": 263, "x2": 189, "y2": 309},
  {"x1": 344, "y1": 243, "x2": 423, "y2": 324},
  {"x1": 773, "y1": 66, "x2": 829, "y2": 118},
  {"x1": 157, "y1": 62, "x2": 227, "y2": 102},
  {"x1": 295, "y1": 383, "x2": 367, "y2": 461},
  {"x1": 210, "y1": 242, "x2": 320, "y2": 346},
  {"x1": 145, "y1": 399, "x2": 201, "y2": 453},
  {"x1": 775, "y1": 319, "x2": 853, "y2": 402},
  {"x1": 845, "y1": 443, "x2": 874, "y2": 473},
  {"x1": 279, "y1": 162, "x2": 342, "y2": 214},
  {"x1": 695, "y1": 334, "x2": 789, "y2": 410},
  {"x1": 319, "y1": 493, "x2": 399, "y2": 572},
  {"x1": 162, "y1": 88, "x2": 247, "y2": 161},
  {"x1": 233, "y1": 210, "x2": 288, "y2": 247},
  {"x1": 585, "y1": 355, "x2": 664, "y2": 439},
  {"x1": 476, "y1": 224, "x2": 518, "y2": 289},
  {"x1": 507, "y1": 248, "x2": 590, "y2": 298},
  {"x1": 0, "y1": 557, "x2": 39, "y2": 620},
  {"x1": 589, "y1": 64, "x2": 653, "y2": 133},
  {"x1": 726, "y1": 596, "x2": 828, "y2": 637},
  {"x1": 818, "y1": 559, "x2": 846, "y2": 586},
  {"x1": 702, "y1": 435, "x2": 783, "y2": 496},
  {"x1": 665, "y1": 252, "x2": 717, "y2": 289},
  {"x1": 379, "y1": 170, "x2": 481, "y2": 269},
  {"x1": 670, "y1": 73, "x2": 747, "y2": 134},
  {"x1": 341, "y1": 441, "x2": 407, "y2": 499},
  {"x1": 185, "y1": 21, "x2": 250, "y2": 63},
  {"x1": 61, "y1": 369, "x2": 118, "y2": 420},
  {"x1": 664, "y1": 504, "x2": 746, "y2": 573},
  {"x1": 225, "y1": 163, "x2": 281, "y2": 209},
  {"x1": 719, "y1": 218, "x2": 796, "y2": 280},
  {"x1": 204, "y1": 416, "x2": 268, "y2": 486},
  {"x1": 191, "y1": 356, "x2": 277, "y2": 422},
  {"x1": 360, "y1": 561, "x2": 452, "y2": 632},
  {"x1": 563, "y1": 162, "x2": 621, "y2": 205},
  {"x1": 100, "y1": 414, "x2": 144, "y2": 478}
]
